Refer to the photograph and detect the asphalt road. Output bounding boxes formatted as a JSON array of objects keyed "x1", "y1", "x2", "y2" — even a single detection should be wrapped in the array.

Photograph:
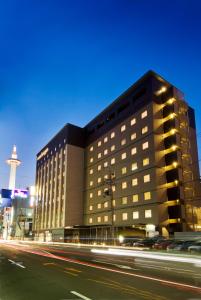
[{"x1": 0, "y1": 241, "x2": 201, "y2": 300}]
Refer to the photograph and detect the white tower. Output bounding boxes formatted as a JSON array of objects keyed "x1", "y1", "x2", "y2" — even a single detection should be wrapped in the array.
[{"x1": 6, "y1": 145, "x2": 21, "y2": 190}]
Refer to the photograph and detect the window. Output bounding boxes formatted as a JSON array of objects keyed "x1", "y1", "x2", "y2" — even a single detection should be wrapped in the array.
[
  {"x1": 90, "y1": 157, "x2": 94, "y2": 163},
  {"x1": 104, "y1": 149, "x2": 108, "y2": 155},
  {"x1": 89, "y1": 169, "x2": 93, "y2": 175},
  {"x1": 89, "y1": 192, "x2": 93, "y2": 199},
  {"x1": 90, "y1": 146, "x2": 94, "y2": 152},
  {"x1": 121, "y1": 124, "x2": 126, "y2": 132},
  {"x1": 145, "y1": 209, "x2": 152, "y2": 218},
  {"x1": 97, "y1": 203, "x2": 101, "y2": 209},
  {"x1": 122, "y1": 181, "x2": 127, "y2": 189},
  {"x1": 113, "y1": 214, "x2": 116, "y2": 222},
  {"x1": 122, "y1": 167, "x2": 127, "y2": 174},
  {"x1": 132, "y1": 194, "x2": 139, "y2": 202},
  {"x1": 132, "y1": 178, "x2": 138, "y2": 186},
  {"x1": 98, "y1": 141, "x2": 102, "y2": 147},
  {"x1": 104, "y1": 137, "x2": 108, "y2": 143},
  {"x1": 143, "y1": 158, "x2": 150, "y2": 166},
  {"x1": 133, "y1": 211, "x2": 139, "y2": 219},
  {"x1": 104, "y1": 161, "x2": 108, "y2": 168},
  {"x1": 131, "y1": 162, "x2": 138, "y2": 171},
  {"x1": 89, "y1": 217, "x2": 93, "y2": 224},
  {"x1": 111, "y1": 145, "x2": 115, "y2": 152},
  {"x1": 144, "y1": 192, "x2": 151, "y2": 200},
  {"x1": 97, "y1": 216, "x2": 101, "y2": 223},
  {"x1": 111, "y1": 132, "x2": 115, "y2": 139},
  {"x1": 112, "y1": 199, "x2": 116, "y2": 207},
  {"x1": 142, "y1": 141, "x2": 149, "y2": 150},
  {"x1": 144, "y1": 174, "x2": 150, "y2": 183},
  {"x1": 122, "y1": 212, "x2": 128, "y2": 220},
  {"x1": 121, "y1": 152, "x2": 127, "y2": 160},
  {"x1": 98, "y1": 152, "x2": 102, "y2": 159},
  {"x1": 98, "y1": 165, "x2": 101, "y2": 171},
  {"x1": 104, "y1": 215, "x2": 108, "y2": 222},
  {"x1": 141, "y1": 110, "x2": 148, "y2": 119},
  {"x1": 98, "y1": 177, "x2": 102, "y2": 183},
  {"x1": 142, "y1": 126, "x2": 148, "y2": 134},
  {"x1": 98, "y1": 190, "x2": 102, "y2": 196},
  {"x1": 131, "y1": 118, "x2": 136, "y2": 126},
  {"x1": 111, "y1": 158, "x2": 115, "y2": 165},
  {"x1": 104, "y1": 174, "x2": 108, "y2": 179},
  {"x1": 131, "y1": 132, "x2": 136, "y2": 141},
  {"x1": 131, "y1": 147, "x2": 137, "y2": 155},
  {"x1": 89, "y1": 181, "x2": 93, "y2": 186},
  {"x1": 112, "y1": 185, "x2": 116, "y2": 192},
  {"x1": 121, "y1": 139, "x2": 126, "y2": 146},
  {"x1": 122, "y1": 197, "x2": 127, "y2": 204},
  {"x1": 104, "y1": 201, "x2": 108, "y2": 208},
  {"x1": 89, "y1": 205, "x2": 93, "y2": 211}
]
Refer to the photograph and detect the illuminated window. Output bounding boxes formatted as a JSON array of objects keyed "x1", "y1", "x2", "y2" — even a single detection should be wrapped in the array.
[
  {"x1": 98, "y1": 152, "x2": 102, "y2": 159},
  {"x1": 143, "y1": 158, "x2": 150, "y2": 166},
  {"x1": 104, "y1": 149, "x2": 108, "y2": 155},
  {"x1": 90, "y1": 157, "x2": 94, "y2": 163},
  {"x1": 131, "y1": 132, "x2": 136, "y2": 140},
  {"x1": 111, "y1": 132, "x2": 115, "y2": 139},
  {"x1": 141, "y1": 110, "x2": 148, "y2": 119},
  {"x1": 104, "y1": 215, "x2": 108, "y2": 222},
  {"x1": 122, "y1": 167, "x2": 127, "y2": 174},
  {"x1": 121, "y1": 139, "x2": 126, "y2": 146},
  {"x1": 111, "y1": 158, "x2": 115, "y2": 165},
  {"x1": 89, "y1": 181, "x2": 93, "y2": 186},
  {"x1": 89, "y1": 192, "x2": 93, "y2": 199},
  {"x1": 144, "y1": 174, "x2": 150, "y2": 183},
  {"x1": 142, "y1": 141, "x2": 149, "y2": 150},
  {"x1": 98, "y1": 165, "x2": 101, "y2": 171},
  {"x1": 98, "y1": 190, "x2": 102, "y2": 196},
  {"x1": 112, "y1": 185, "x2": 116, "y2": 192},
  {"x1": 131, "y1": 162, "x2": 138, "y2": 171},
  {"x1": 90, "y1": 146, "x2": 94, "y2": 152},
  {"x1": 89, "y1": 205, "x2": 93, "y2": 211},
  {"x1": 142, "y1": 126, "x2": 148, "y2": 134},
  {"x1": 112, "y1": 199, "x2": 116, "y2": 207},
  {"x1": 122, "y1": 212, "x2": 128, "y2": 220},
  {"x1": 121, "y1": 124, "x2": 126, "y2": 132},
  {"x1": 122, "y1": 197, "x2": 127, "y2": 204},
  {"x1": 113, "y1": 214, "x2": 116, "y2": 221},
  {"x1": 104, "y1": 161, "x2": 108, "y2": 168},
  {"x1": 132, "y1": 178, "x2": 138, "y2": 186},
  {"x1": 144, "y1": 192, "x2": 151, "y2": 200},
  {"x1": 145, "y1": 209, "x2": 152, "y2": 218},
  {"x1": 104, "y1": 136, "x2": 108, "y2": 143},
  {"x1": 131, "y1": 147, "x2": 137, "y2": 155},
  {"x1": 111, "y1": 145, "x2": 115, "y2": 152},
  {"x1": 98, "y1": 141, "x2": 102, "y2": 147},
  {"x1": 133, "y1": 211, "x2": 139, "y2": 219},
  {"x1": 104, "y1": 174, "x2": 108, "y2": 179},
  {"x1": 132, "y1": 194, "x2": 139, "y2": 202},
  {"x1": 122, "y1": 181, "x2": 127, "y2": 189},
  {"x1": 97, "y1": 216, "x2": 101, "y2": 223},
  {"x1": 98, "y1": 177, "x2": 102, "y2": 183},
  {"x1": 104, "y1": 201, "x2": 108, "y2": 208},
  {"x1": 89, "y1": 169, "x2": 93, "y2": 175},
  {"x1": 131, "y1": 118, "x2": 136, "y2": 126},
  {"x1": 121, "y1": 152, "x2": 127, "y2": 160},
  {"x1": 89, "y1": 217, "x2": 93, "y2": 224},
  {"x1": 97, "y1": 203, "x2": 101, "y2": 209}
]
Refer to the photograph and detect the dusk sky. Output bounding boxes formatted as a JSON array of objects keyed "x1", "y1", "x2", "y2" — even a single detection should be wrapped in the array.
[{"x1": 0, "y1": 0, "x2": 201, "y2": 189}]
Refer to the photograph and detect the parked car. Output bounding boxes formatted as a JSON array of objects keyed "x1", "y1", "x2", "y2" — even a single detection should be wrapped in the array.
[
  {"x1": 188, "y1": 241, "x2": 201, "y2": 253},
  {"x1": 133, "y1": 237, "x2": 166, "y2": 248},
  {"x1": 166, "y1": 240, "x2": 184, "y2": 251},
  {"x1": 153, "y1": 239, "x2": 174, "y2": 250},
  {"x1": 171, "y1": 240, "x2": 196, "y2": 251}
]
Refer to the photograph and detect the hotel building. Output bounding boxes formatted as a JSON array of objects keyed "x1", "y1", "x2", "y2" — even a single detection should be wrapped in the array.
[{"x1": 33, "y1": 70, "x2": 201, "y2": 242}]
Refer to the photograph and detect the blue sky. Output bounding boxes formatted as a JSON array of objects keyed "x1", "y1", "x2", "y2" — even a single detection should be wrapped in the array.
[{"x1": 0, "y1": 0, "x2": 201, "y2": 188}]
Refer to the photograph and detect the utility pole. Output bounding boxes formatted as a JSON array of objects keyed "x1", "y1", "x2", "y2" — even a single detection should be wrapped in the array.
[{"x1": 104, "y1": 169, "x2": 116, "y2": 245}]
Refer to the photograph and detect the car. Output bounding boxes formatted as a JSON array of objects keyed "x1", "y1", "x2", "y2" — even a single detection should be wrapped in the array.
[
  {"x1": 170, "y1": 240, "x2": 196, "y2": 251},
  {"x1": 133, "y1": 237, "x2": 166, "y2": 248},
  {"x1": 166, "y1": 240, "x2": 184, "y2": 251},
  {"x1": 188, "y1": 241, "x2": 201, "y2": 253},
  {"x1": 153, "y1": 239, "x2": 174, "y2": 250}
]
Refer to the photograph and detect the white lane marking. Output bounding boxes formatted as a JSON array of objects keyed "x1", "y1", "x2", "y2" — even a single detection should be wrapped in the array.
[
  {"x1": 8, "y1": 259, "x2": 26, "y2": 269},
  {"x1": 92, "y1": 259, "x2": 139, "y2": 270},
  {"x1": 70, "y1": 291, "x2": 92, "y2": 300}
]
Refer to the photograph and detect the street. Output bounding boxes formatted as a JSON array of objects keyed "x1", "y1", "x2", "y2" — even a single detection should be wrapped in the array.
[{"x1": 0, "y1": 241, "x2": 201, "y2": 300}]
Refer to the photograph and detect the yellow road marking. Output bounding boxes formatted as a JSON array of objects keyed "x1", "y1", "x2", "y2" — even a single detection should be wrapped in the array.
[
  {"x1": 43, "y1": 262, "x2": 56, "y2": 266},
  {"x1": 64, "y1": 270, "x2": 78, "y2": 277},
  {"x1": 65, "y1": 267, "x2": 82, "y2": 273}
]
